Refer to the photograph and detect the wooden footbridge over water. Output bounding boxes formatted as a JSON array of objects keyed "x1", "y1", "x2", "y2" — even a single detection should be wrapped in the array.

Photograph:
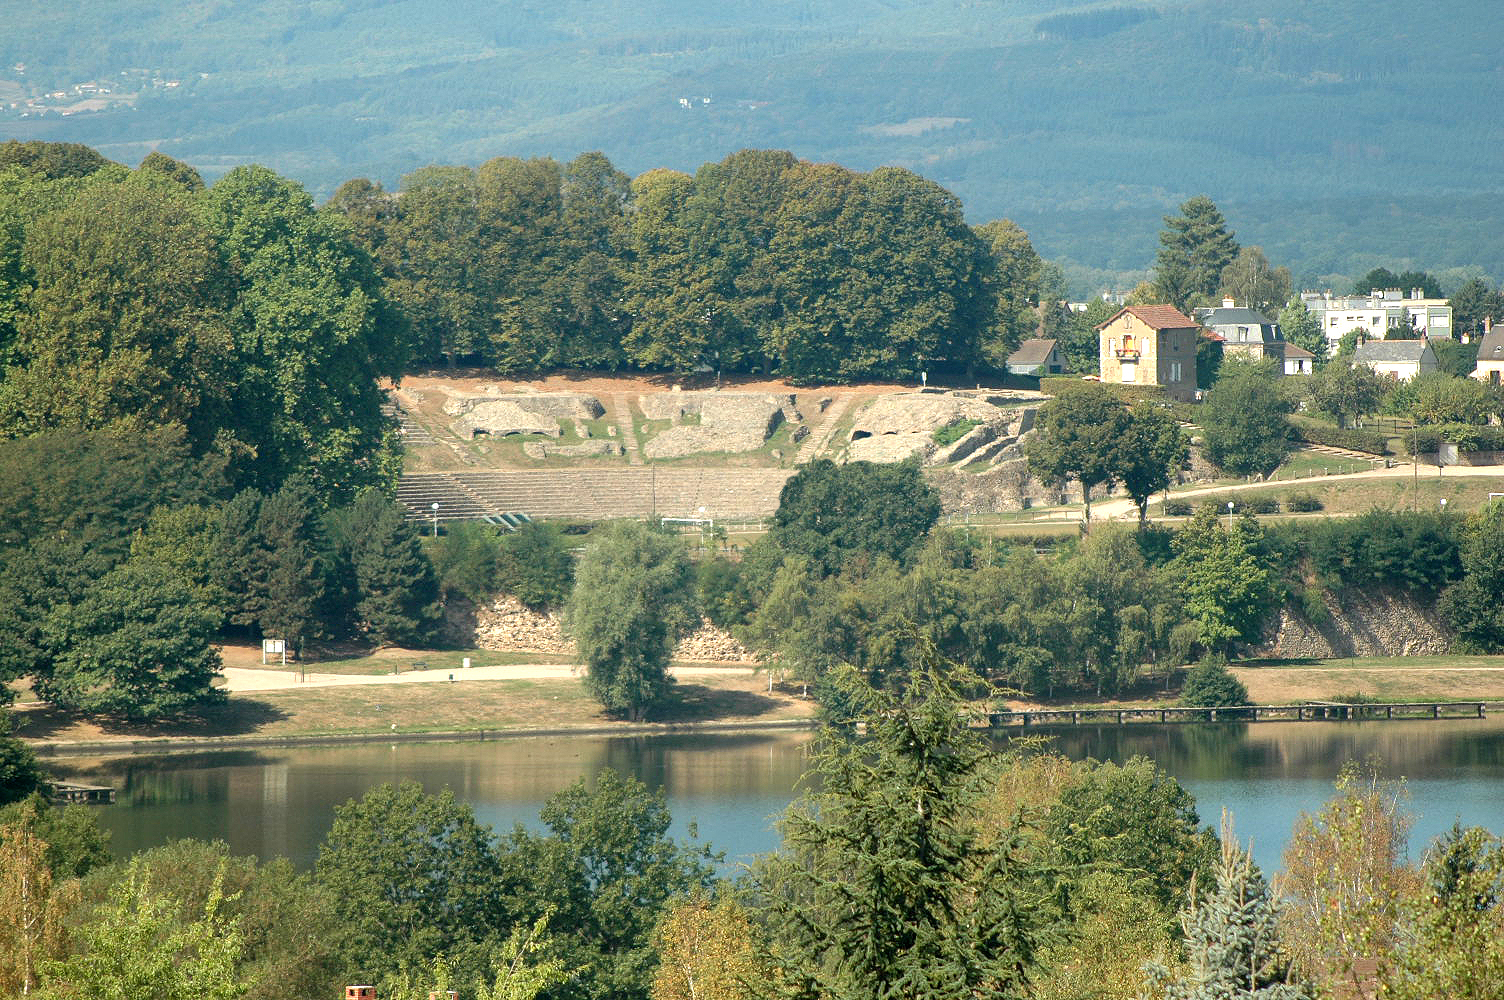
[{"x1": 987, "y1": 701, "x2": 1487, "y2": 728}]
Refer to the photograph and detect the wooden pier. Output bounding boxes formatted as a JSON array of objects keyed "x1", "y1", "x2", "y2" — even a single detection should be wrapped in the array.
[
  {"x1": 51, "y1": 781, "x2": 115, "y2": 805},
  {"x1": 987, "y1": 701, "x2": 1487, "y2": 729}
]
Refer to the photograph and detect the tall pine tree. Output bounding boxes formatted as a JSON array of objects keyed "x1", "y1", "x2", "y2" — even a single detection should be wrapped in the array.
[
  {"x1": 1155, "y1": 196, "x2": 1239, "y2": 313},
  {"x1": 252, "y1": 477, "x2": 328, "y2": 656},
  {"x1": 340, "y1": 488, "x2": 439, "y2": 647}
]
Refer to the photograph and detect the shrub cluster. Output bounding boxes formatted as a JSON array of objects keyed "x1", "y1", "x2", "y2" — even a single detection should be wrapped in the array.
[
  {"x1": 1304, "y1": 509, "x2": 1461, "y2": 595},
  {"x1": 1290, "y1": 421, "x2": 1389, "y2": 455}
]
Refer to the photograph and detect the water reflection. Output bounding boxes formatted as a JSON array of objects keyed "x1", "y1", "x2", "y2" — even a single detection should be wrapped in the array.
[{"x1": 59, "y1": 719, "x2": 1504, "y2": 873}]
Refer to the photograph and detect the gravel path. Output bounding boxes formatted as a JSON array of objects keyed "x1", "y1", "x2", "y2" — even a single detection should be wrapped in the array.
[
  {"x1": 1088, "y1": 462, "x2": 1504, "y2": 521},
  {"x1": 221, "y1": 662, "x2": 755, "y2": 693}
]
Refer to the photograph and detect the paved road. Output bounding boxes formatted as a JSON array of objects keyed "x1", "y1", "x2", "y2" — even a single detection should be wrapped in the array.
[
  {"x1": 221, "y1": 662, "x2": 755, "y2": 693},
  {"x1": 1088, "y1": 462, "x2": 1504, "y2": 521}
]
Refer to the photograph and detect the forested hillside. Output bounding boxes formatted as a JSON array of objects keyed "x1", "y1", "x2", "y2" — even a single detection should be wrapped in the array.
[{"x1": 3, "y1": 0, "x2": 1501, "y2": 287}]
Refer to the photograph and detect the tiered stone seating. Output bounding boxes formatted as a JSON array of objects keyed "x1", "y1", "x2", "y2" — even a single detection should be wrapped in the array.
[{"x1": 396, "y1": 468, "x2": 793, "y2": 523}]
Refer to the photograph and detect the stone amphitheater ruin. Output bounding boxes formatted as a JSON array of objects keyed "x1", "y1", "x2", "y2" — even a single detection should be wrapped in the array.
[
  {"x1": 392, "y1": 380, "x2": 1058, "y2": 524},
  {"x1": 640, "y1": 390, "x2": 797, "y2": 460},
  {"x1": 443, "y1": 389, "x2": 605, "y2": 440}
]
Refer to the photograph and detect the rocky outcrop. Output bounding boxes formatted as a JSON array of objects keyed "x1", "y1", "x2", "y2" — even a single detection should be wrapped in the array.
[
  {"x1": 1254, "y1": 587, "x2": 1452, "y2": 659},
  {"x1": 641, "y1": 391, "x2": 794, "y2": 459},
  {"x1": 443, "y1": 391, "x2": 605, "y2": 439},
  {"x1": 444, "y1": 596, "x2": 757, "y2": 662},
  {"x1": 850, "y1": 392, "x2": 1000, "y2": 439}
]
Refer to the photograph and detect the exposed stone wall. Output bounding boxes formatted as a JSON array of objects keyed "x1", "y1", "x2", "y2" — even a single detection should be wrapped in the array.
[
  {"x1": 1254, "y1": 587, "x2": 1452, "y2": 659},
  {"x1": 443, "y1": 596, "x2": 757, "y2": 662}
]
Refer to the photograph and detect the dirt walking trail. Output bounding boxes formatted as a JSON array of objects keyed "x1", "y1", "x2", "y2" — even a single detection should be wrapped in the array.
[{"x1": 221, "y1": 662, "x2": 754, "y2": 693}]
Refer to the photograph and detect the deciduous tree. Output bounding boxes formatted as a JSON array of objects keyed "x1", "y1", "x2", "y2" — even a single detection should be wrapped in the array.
[
  {"x1": 42, "y1": 857, "x2": 249, "y2": 1000},
  {"x1": 316, "y1": 780, "x2": 503, "y2": 984},
  {"x1": 1115, "y1": 401, "x2": 1188, "y2": 524},
  {"x1": 1026, "y1": 382, "x2": 1130, "y2": 521},
  {"x1": 1198, "y1": 359, "x2": 1293, "y2": 478},
  {"x1": 1218, "y1": 247, "x2": 1290, "y2": 317},
  {"x1": 1279, "y1": 762, "x2": 1418, "y2": 1000},
  {"x1": 1171, "y1": 508, "x2": 1277, "y2": 655},
  {"x1": 33, "y1": 560, "x2": 224, "y2": 719},
  {"x1": 768, "y1": 459, "x2": 941, "y2": 577},
  {"x1": 565, "y1": 522, "x2": 697, "y2": 719}
]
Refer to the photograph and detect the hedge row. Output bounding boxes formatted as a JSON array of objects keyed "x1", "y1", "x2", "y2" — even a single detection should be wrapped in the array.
[
  {"x1": 1402, "y1": 424, "x2": 1504, "y2": 455},
  {"x1": 1162, "y1": 492, "x2": 1323, "y2": 517},
  {"x1": 1290, "y1": 421, "x2": 1389, "y2": 455}
]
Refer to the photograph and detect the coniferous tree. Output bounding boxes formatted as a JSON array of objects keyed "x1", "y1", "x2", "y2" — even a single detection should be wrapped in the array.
[
  {"x1": 1155, "y1": 196, "x2": 1239, "y2": 313},
  {"x1": 341, "y1": 488, "x2": 440, "y2": 646},
  {"x1": 1146, "y1": 817, "x2": 1311, "y2": 1000},
  {"x1": 756, "y1": 658, "x2": 1055, "y2": 1000},
  {"x1": 253, "y1": 477, "x2": 328, "y2": 656}
]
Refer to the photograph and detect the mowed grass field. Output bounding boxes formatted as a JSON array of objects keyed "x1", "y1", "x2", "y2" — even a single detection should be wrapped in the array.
[
  {"x1": 1233, "y1": 655, "x2": 1504, "y2": 705},
  {"x1": 20, "y1": 668, "x2": 815, "y2": 747}
]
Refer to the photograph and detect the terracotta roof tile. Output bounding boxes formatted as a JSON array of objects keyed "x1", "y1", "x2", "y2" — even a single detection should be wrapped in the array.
[{"x1": 1095, "y1": 304, "x2": 1200, "y2": 331}]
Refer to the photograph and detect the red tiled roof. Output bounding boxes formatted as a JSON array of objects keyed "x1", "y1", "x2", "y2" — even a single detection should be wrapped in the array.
[{"x1": 1096, "y1": 304, "x2": 1199, "y2": 331}]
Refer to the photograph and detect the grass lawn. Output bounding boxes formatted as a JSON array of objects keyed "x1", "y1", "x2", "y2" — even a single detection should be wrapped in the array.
[
  {"x1": 230, "y1": 648, "x2": 579, "y2": 676},
  {"x1": 1195, "y1": 475, "x2": 1504, "y2": 516},
  {"x1": 20, "y1": 670, "x2": 815, "y2": 746},
  {"x1": 1233, "y1": 654, "x2": 1504, "y2": 704}
]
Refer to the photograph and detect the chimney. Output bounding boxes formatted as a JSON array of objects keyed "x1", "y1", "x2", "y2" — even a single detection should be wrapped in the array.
[
  {"x1": 1411, "y1": 287, "x2": 1423, "y2": 299},
  {"x1": 1222, "y1": 297, "x2": 1236, "y2": 308},
  {"x1": 346, "y1": 989, "x2": 376, "y2": 1000}
]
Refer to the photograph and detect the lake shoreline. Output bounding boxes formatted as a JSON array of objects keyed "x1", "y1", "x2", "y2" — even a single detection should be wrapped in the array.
[{"x1": 31, "y1": 715, "x2": 820, "y2": 758}]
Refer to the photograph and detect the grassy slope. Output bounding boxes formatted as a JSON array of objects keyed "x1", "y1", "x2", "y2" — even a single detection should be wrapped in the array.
[{"x1": 5, "y1": 0, "x2": 1502, "y2": 283}]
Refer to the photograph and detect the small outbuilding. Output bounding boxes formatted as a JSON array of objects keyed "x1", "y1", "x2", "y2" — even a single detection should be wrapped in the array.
[{"x1": 1005, "y1": 338, "x2": 1063, "y2": 376}]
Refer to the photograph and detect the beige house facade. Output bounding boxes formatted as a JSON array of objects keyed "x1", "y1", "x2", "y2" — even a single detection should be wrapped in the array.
[
  {"x1": 1473, "y1": 323, "x2": 1504, "y2": 385},
  {"x1": 1097, "y1": 305, "x2": 1200, "y2": 401}
]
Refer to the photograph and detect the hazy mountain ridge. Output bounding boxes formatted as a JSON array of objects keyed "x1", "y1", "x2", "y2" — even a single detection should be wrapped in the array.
[{"x1": 4, "y1": 0, "x2": 1501, "y2": 287}]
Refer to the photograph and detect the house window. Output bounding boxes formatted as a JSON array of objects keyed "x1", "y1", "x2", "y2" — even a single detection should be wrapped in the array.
[
  {"x1": 1122, "y1": 334, "x2": 1134, "y2": 352},
  {"x1": 1121, "y1": 362, "x2": 1137, "y2": 383},
  {"x1": 1492, "y1": 371, "x2": 1500, "y2": 386},
  {"x1": 1330, "y1": 317, "x2": 1338, "y2": 327},
  {"x1": 1170, "y1": 362, "x2": 1182, "y2": 382},
  {"x1": 1109, "y1": 338, "x2": 1116, "y2": 353},
  {"x1": 1237, "y1": 326, "x2": 1248, "y2": 340}
]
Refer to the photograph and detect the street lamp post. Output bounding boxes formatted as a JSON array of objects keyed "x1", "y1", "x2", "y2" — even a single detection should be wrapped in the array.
[
  {"x1": 431, "y1": 502, "x2": 439, "y2": 537},
  {"x1": 1226, "y1": 500, "x2": 1235, "y2": 527}
]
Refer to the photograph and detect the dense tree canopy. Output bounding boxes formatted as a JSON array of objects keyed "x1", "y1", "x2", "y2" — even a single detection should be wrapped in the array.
[
  {"x1": 769, "y1": 459, "x2": 942, "y2": 577},
  {"x1": 1198, "y1": 359, "x2": 1293, "y2": 477}
]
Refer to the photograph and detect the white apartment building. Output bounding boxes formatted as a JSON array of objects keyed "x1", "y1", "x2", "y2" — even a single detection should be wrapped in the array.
[{"x1": 1300, "y1": 288, "x2": 1452, "y2": 353}]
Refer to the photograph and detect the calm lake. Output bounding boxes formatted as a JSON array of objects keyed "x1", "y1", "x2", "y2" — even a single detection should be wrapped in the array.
[{"x1": 50, "y1": 718, "x2": 1504, "y2": 874}]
